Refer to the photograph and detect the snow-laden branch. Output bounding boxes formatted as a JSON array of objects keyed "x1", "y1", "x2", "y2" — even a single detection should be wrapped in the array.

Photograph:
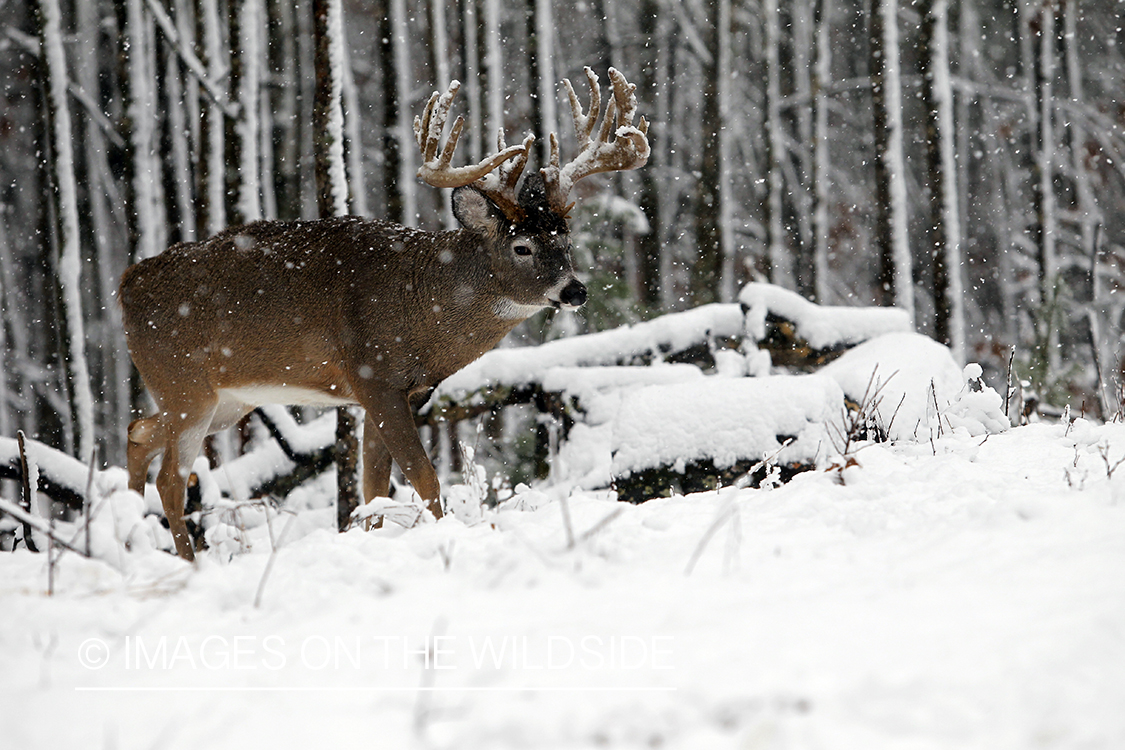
[{"x1": 143, "y1": 0, "x2": 238, "y2": 119}]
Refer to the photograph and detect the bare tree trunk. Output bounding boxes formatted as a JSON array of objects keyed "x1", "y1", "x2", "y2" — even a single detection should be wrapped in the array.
[
  {"x1": 869, "y1": 0, "x2": 913, "y2": 317},
  {"x1": 160, "y1": 27, "x2": 196, "y2": 243},
  {"x1": 0, "y1": 209, "x2": 34, "y2": 439},
  {"x1": 312, "y1": 0, "x2": 359, "y2": 530},
  {"x1": 764, "y1": 0, "x2": 784, "y2": 286},
  {"x1": 526, "y1": 0, "x2": 556, "y2": 166},
  {"x1": 635, "y1": 0, "x2": 663, "y2": 311},
  {"x1": 374, "y1": 0, "x2": 400, "y2": 222},
  {"x1": 691, "y1": 0, "x2": 722, "y2": 305},
  {"x1": 809, "y1": 0, "x2": 831, "y2": 302},
  {"x1": 919, "y1": 0, "x2": 964, "y2": 360},
  {"x1": 78, "y1": 0, "x2": 128, "y2": 463},
  {"x1": 267, "y1": 0, "x2": 300, "y2": 220},
  {"x1": 716, "y1": 0, "x2": 734, "y2": 303},
  {"x1": 656, "y1": 9, "x2": 676, "y2": 311},
  {"x1": 195, "y1": 0, "x2": 226, "y2": 236},
  {"x1": 459, "y1": 0, "x2": 483, "y2": 163},
  {"x1": 428, "y1": 0, "x2": 454, "y2": 227},
  {"x1": 35, "y1": 0, "x2": 95, "y2": 462},
  {"x1": 483, "y1": 0, "x2": 503, "y2": 145},
  {"x1": 791, "y1": 0, "x2": 815, "y2": 299},
  {"x1": 116, "y1": 0, "x2": 163, "y2": 263},
  {"x1": 229, "y1": 0, "x2": 262, "y2": 225},
  {"x1": 1029, "y1": 0, "x2": 1058, "y2": 375},
  {"x1": 342, "y1": 29, "x2": 368, "y2": 218},
  {"x1": 392, "y1": 0, "x2": 416, "y2": 226}
]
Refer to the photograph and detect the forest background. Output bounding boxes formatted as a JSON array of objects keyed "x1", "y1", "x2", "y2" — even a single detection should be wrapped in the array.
[{"x1": 0, "y1": 0, "x2": 1122, "y2": 469}]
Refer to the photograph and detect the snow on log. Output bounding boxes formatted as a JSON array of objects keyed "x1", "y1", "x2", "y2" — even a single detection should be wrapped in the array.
[
  {"x1": 426, "y1": 303, "x2": 744, "y2": 420},
  {"x1": 741, "y1": 283, "x2": 913, "y2": 368},
  {"x1": 0, "y1": 435, "x2": 87, "y2": 509},
  {"x1": 821, "y1": 332, "x2": 1009, "y2": 441},
  {"x1": 597, "y1": 375, "x2": 843, "y2": 502}
]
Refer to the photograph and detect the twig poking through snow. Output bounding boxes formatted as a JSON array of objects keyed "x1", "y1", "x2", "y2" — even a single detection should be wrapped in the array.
[
  {"x1": 559, "y1": 494, "x2": 576, "y2": 550},
  {"x1": 574, "y1": 507, "x2": 625, "y2": 547},
  {"x1": 254, "y1": 508, "x2": 298, "y2": 609},
  {"x1": 16, "y1": 431, "x2": 40, "y2": 552},
  {"x1": 82, "y1": 446, "x2": 97, "y2": 558},
  {"x1": 684, "y1": 495, "x2": 739, "y2": 576}
]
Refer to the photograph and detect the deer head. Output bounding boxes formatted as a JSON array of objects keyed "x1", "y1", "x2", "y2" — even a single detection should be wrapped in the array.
[{"x1": 121, "y1": 68, "x2": 649, "y2": 560}]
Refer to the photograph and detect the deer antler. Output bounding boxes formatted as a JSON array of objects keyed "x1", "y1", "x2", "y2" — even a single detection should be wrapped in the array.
[
  {"x1": 414, "y1": 81, "x2": 532, "y2": 220},
  {"x1": 541, "y1": 67, "x2": 650, "y2": 215}
]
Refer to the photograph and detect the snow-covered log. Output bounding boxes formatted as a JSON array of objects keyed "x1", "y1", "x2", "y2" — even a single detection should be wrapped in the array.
[
  {"x1": 740, "y1": 283, "x2": 913, "y2": 368},
  {"x1": 607, "y1": 375, "x2": 843, "y2": 501},
  {"x1": 0, "y1": 435, "x2": 87, "y2": 510},
  {"x1": 426, "y1": 303, "x2": 745, "y2": 417}
]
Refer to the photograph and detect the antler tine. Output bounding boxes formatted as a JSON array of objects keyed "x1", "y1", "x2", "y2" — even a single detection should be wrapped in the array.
[
  {"x1": 416, "y1": 81, "x2": 528, "y2": 191},
  {"x1": 562, "y1": 67, "x2": 600, "y2": 148},
  {"x1": 541, "y1": 67, "x2": 651, "y2": 214},
  {"x1": 608, "y1": 68, "x2": 638, "y2": 129}
]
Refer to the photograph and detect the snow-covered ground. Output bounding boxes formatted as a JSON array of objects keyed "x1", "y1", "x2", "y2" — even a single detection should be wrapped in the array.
[{"x1": 3, "y1": 416, "x2": 1124, "y2": 748}]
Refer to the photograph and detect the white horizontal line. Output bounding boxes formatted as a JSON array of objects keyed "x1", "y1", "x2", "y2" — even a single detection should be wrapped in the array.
[{"x1": 74, "y1": 685, "x2": 676, "y2": 693}]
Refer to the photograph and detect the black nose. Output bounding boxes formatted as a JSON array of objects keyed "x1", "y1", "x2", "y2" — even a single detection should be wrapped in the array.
[{"x1": 559, "y1": 279, "x2": 587, "y2": 308}]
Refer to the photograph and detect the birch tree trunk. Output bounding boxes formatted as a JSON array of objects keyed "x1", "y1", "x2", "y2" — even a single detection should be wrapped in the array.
[
  {"x1": 809, "y1": 0, "x2": 831, "y2": 302},
  {"x1": 459, "y1": 0, "x2": 483, "y2": 163},
  {"x1": 764, "y1": 0, "x2": 785, "y2": 286},
  {"x1": 229, "y1": 0, "x2": 262, "y2": 225},
  {"x1": 35, "y1": 0, "x2": 95, "y2": 462},
  {"x1": 342, "y1": 30, "x2": 368, "y2": 217},
  {"x1": 78, "y1": 0, "x2": 129, "y2": 462},
  {"x1": 116, "y1": 0, "x2": 162, "y2": 262},
  {"x1": 527, "y1": 0, "x2": 556, "y2": 167},
  {"x1": 391, "y1": 0, "x2": 416, "y2": 226},
  {"x1": 919, "y1": 0, "x2": 964, "y2": 361},
  {"x1": 869, "y1": 0, "x2": 913, "y2": 318},
  {"x1": 195, "y1": 0, "x2": 226, "y2": 236},
  {"x1": 483, "y1": 0, "x2": 503, "y2": 146},
  {"x1": 428, "y1": 0, "x2": 454, "y2": 227}
]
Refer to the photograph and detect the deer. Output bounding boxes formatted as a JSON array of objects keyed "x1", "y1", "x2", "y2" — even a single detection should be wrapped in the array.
[{"x1": 119, "y1": 68, "x2": 649, "y2": 560}]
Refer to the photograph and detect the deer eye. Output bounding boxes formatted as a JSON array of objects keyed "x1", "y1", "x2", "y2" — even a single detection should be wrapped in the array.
[{"x1": 513, "y1": 242, "x2": 533, "y2": 257}]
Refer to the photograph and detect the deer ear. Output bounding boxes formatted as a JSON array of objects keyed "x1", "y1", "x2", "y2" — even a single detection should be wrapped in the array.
[{"x1": 452, "y1": 186, "x2": 504, "y2": 236}]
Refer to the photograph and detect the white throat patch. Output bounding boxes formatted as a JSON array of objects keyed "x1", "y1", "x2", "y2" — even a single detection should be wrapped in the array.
[{"x1": 493, "y1": 298, "x2": 548, "y2": 320}]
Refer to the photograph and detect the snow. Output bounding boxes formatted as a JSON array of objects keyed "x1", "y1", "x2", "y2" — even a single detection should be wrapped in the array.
[
  {"x1": 609, "y1": 375, "x2": 842, "y2": 475},
  {"x1": 2, "y1": 286, "x2": 1117, "y2": 746},
  {"x1": 3, "y1": 419, "x2": 1124, "y2": 747},
  {"x1": 431, "y1": 303, "x2": 743, "y2": 404},
  {"x1": 740, "y1": 283, "x2": 912, "y2": 350}
]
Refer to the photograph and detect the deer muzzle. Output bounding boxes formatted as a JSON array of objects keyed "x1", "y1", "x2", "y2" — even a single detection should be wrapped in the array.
[{"x1": 558, "y1": 278, "x2": 588, "y2": 309}]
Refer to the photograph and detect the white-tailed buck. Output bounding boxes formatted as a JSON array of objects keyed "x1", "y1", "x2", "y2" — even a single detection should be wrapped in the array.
[{"x1": 120, "y1": 68, "x2": 649, "y2": 559}]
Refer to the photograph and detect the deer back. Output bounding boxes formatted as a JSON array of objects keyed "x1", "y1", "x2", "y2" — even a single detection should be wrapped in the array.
[{"x1": 120, "y1": 192, "x2": 581, "y2": 405}]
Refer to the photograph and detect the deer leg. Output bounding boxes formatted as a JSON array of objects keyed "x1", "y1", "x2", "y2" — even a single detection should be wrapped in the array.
[
  {"x1": 360, "y1": 413, "x2": 394, "y2": 530},
  {"x1": 357, "y1": 390, "x2": 443, "y2": 519},
  {"x1": 155, "y1": 403, "x2": 216, "y2": 561},
  {"x1": 362, "y1": 411, "x2": 393, "y2": 502},
  {"x1": 126, "y1": 416, "x2": 164, "y2": 495}
]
